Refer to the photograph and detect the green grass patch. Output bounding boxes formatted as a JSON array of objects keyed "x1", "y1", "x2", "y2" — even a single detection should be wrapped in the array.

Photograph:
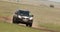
[
  {"x1": 0, "y1": 21, "x2": 43, "y2": 32},
  {"x1": 39, "y1": 23, "x2": 60, "y2": 31}
]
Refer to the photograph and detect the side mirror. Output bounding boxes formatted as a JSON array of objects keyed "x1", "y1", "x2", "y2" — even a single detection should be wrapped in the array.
[
  {"x1": 15, "y1": 12, "x2": 17, "y2": 14},
  {"x1": 30, "y1": 15, "x2": 33, "y2": 17}
]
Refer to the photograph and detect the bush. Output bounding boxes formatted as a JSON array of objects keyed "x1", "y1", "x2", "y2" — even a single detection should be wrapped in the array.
[{"x1": 50, "y1": 5, "x2": 54, "y2": 8}]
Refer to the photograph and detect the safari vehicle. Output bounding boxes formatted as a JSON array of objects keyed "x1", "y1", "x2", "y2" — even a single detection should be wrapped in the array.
[{"x1": 13, "y1": 10, "x2": 33, "y2": 27}]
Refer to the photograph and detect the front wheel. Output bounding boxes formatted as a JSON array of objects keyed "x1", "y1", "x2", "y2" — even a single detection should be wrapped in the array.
[
  {"x1": 13, "y1": 17, "x2": 16, "y2": 23},
  {"x1": 13, "y1": 17, "x2": 19, "y2": 24},
  {"x1": 29, "y1": 23, "x2": 32, "y2": 27},
  {"x1": 26, "y1": 23, "x2": 32, "y2": 27},
  {"x1": 26, "y1": 24, "x2": 29, "y2": 26}
]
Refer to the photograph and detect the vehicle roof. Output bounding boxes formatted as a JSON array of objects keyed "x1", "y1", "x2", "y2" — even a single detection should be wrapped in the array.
[{"x1": 16, "y1": 10, "x2": 30, "y2": 13}]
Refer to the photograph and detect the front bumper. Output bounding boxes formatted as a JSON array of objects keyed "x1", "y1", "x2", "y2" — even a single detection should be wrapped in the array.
[{"x1": 17, "y1": 17, "x2": 33, "y2": 24}]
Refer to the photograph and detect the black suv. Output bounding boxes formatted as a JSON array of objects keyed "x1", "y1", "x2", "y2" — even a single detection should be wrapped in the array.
[{"x1": 13, "y1": 10, "x2": 33, "y2": 27}]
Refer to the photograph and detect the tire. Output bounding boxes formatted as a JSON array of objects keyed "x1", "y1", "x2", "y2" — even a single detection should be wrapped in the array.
[
  {"x1": 26, "y1": 24, "x2": 29, "y2": 26},
  {"x1": 26, "y1": 23, "x2": 32, "y2": 27},
  {"x1": 28, "y1": 20, "x2": 33, "y2": 27},
  {"x1": 13, "y1": 16, "x2": 19, "y2": 24},
  {"x1": 26, "y1": 20, "x2": 33, "y2": 27},
  {"x1": 29, "y1": 23, "x2": 32, "y2": 27},
  {"x1": 13, "y1": 17, "x2": 16, "y2": 23}
]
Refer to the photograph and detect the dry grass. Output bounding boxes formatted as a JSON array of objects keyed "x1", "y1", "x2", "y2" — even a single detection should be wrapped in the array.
[
  {"x1": 0, "y1": 1, "x2": 60, "y2": 32},
  {"x1": 0, "y1": 1, "x2": 60, "y2": 25}
]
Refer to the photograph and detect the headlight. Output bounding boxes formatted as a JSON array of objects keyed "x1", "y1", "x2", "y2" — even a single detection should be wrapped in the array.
[
  {"x1": 29, "y1": 17, "x2": 33, "y2": 20},
  {"x1": 18, "y1": 15, "x2": 22, "y2": 18}
]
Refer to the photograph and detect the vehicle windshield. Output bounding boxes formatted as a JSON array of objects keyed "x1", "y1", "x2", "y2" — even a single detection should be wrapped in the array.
[{"x1": 18, "y1": 10, "x2": 29, "y2": 16}]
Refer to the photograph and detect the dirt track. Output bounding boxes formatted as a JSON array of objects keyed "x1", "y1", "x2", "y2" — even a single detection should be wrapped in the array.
[{"x1": 0, "y1": 16, "x2": 58, "y2": 32}]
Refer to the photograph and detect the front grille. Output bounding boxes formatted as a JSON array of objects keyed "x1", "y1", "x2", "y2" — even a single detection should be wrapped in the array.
[
  {"x1": 22, "y1": 18, "x2": 29, "y2": 22},
  {"x1": 22, "y1": 17, "x2": 29, "y2": 19}
]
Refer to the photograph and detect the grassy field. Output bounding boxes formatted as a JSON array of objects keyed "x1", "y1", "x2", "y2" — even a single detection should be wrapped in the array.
[
  {"x1": 0, "y1": 1, "x2": 60, "y2": 32},
  {"x1": 0, "y1": 21, "x2": 44, "y2": 32}
]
